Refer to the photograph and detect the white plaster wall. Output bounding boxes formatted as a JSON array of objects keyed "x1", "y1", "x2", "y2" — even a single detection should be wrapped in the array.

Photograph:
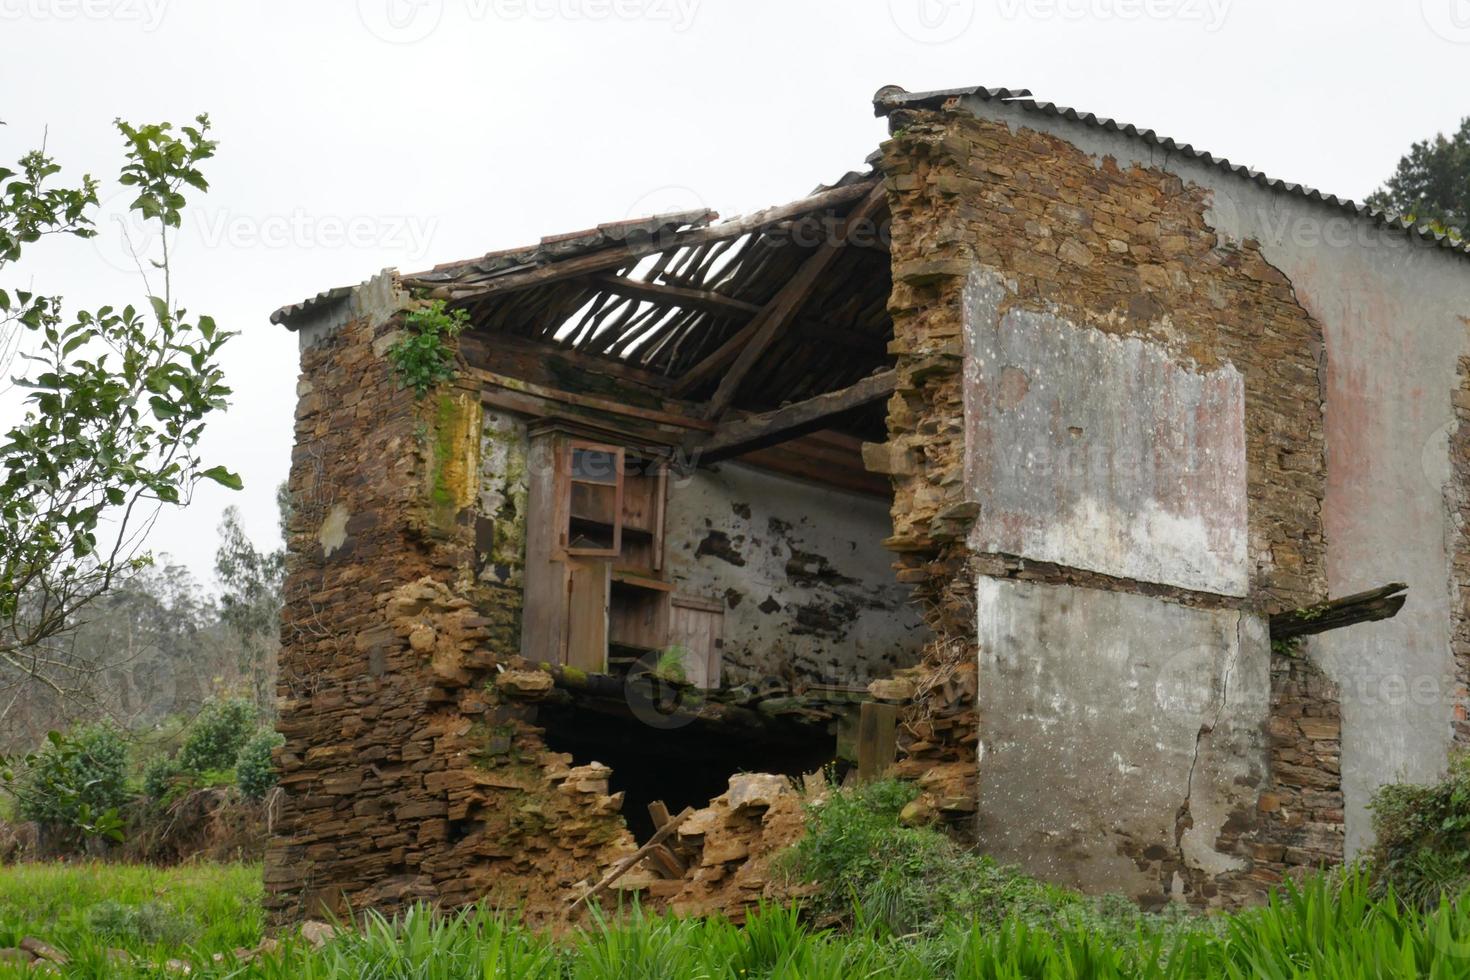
[
  {"x1": 976, "y1": 577, "x2": 1269, "y2": 901},
  {"x1": 963, "y1": 274, "x2": 1248, "y2": 596},
  {"x1": 960, "y1": 95, "x2": 1470, "y2": 853},
  {"x1": 664, "y1": 461, "x2": 925, "y2": 687}
]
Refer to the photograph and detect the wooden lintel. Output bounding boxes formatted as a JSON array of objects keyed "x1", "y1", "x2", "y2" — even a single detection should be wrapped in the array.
[
  {"x1": 404, "y1": 179, "x2": 881, "y2": 302},
  {"x1": 700, "y1": 185, "x2": 888, "y2": 421},
  {"x1": 472, "y1": 367, "x2": 714, "y2": 434},
  {"x1": 1269, "y1": 583, "x2": 1408, "y2": 641},
  {"x1": 696, "y1": 370, "x2": 897, "y2": 463}
]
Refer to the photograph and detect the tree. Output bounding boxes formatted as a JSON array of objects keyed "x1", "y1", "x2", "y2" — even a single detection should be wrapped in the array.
[
  {"x1": 214, "y1": 485, "x2": 287, "y2": 712},
  {"x1": 0, "y1": 114, "x2": 238, "y2": 717},
  {"x1": 1367, "y1": 117, "x2": 1470, "y2": 236}
]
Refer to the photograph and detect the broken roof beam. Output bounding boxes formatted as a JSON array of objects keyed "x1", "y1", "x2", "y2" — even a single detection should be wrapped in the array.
[
  {"x1": 1269, "y1": 582, "x2": 1408, "y2": 641},
  {"x1": 401, "y1": 178, "x2": 882, "y2": 301},
  {"x1": 695, "y1": 369, "x2": 896, "y2": 464},
  {"x1": 698, "y1": 185, "x2": 888, "y2": 421}
]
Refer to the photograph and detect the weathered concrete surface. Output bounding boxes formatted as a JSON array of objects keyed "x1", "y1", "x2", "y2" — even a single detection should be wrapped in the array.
[
  {"x1": 664, "y1": 461, "x2": 925, "y2": 687},
  {"x1": 975, "y1": 577, "x2": 1268, "y2": 903},
  {"x1": 956, "y1": 93, "x2": 1470, "y2": 855},
  {"x1": 963, "y1": 276, "x2": 1248, "y2": 597}
]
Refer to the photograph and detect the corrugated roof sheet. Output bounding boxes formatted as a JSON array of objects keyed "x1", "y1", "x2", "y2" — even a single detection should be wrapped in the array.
[
  {"x1": 872, "y1": 84, "x2": 1469, "y2": 261},
  {"x1": 268, "y1": 284, "x2": 354, "y2": 327}
]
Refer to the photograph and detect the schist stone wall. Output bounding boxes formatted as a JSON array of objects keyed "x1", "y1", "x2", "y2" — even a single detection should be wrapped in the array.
[
  {"x1": 265, "y1": 278, "x2": 921, "y2": 924},
  {"x1": 266, "y1": 281, "x2": 639, "y2": 924},
  {"x1": 870, "y1": 96, "x2": 1384, "y2": 906}
]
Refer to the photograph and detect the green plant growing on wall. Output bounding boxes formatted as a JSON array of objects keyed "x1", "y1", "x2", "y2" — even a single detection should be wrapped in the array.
[{"x1": 388, "y1": 301, "x2": 469, "y2": 396}]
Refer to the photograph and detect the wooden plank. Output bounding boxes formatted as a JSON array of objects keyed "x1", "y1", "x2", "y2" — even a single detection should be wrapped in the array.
[
  {"x1": 590, "y1": 274, "x2": 762, "y2": 317},
  {"x1": 646, "y1": 844, "x2": 687, "y2": 879},
  {"x1": 736, "y1": 437, "x2": 891, "y2": 498},
  {"x1": 570, "y1": 806, "x2": 695, "y2": 910},
  {"x1": 648, "y1": 800, "x2": 674, "y2": 830},
  {"x1": 406, "y1": 180, "x2": 881, "y2": 300},
  {"x1": 565, "y1": 559, "x2": 610, "y2": 673},
  {"x1": 668, "y1": 596, "x2": 723, "y2": 689},
  {"x1": 856, "y1": 701, "x2": 899, "y2": 783},
  {"x1": 668, "y1": 314, "x2": 770, "y2": 398},
  {"x1": 1269, "y1": 583, "x2": 1408, "y2": 641},
  {"x1": 696, "y1": 370, "x2": 897, "y2": 463},
  {"x1": 473, "y1": 368, "x2": 713, "y2": 431},
  {"x1": 701, "y1": 185, "x2": 888, "y2": 421},
  {"x1": 522, "y1": 431, "x2": 570, "y2": 664}
]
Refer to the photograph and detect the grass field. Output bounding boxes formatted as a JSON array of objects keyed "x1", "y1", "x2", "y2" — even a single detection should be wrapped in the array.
[{"x1": 0, "y1": 861, "x2": 1468, "y2": 978}]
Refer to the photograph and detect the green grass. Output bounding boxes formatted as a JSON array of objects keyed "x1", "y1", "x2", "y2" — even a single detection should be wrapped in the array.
[
  {"x1": 0, "y1": 861, "x2": 262, "y2": 966},
  {"x1": 5, "y1": 777, "x2": 1470, "y2": 980},
  {"x1": 0, "y1": 862, "x2": 1467, "y2": 977}
]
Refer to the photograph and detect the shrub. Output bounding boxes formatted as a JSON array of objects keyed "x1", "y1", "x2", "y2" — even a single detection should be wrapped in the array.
[
  {"x1": 1369, "y1": 752, "x2": 1470, "y2": 908},
  {"x1": 388, "y1": 300, "x2": 469, "y2": 396},
  {"x1": 141, "y1": 754, "x2": 183, "y2": 803},
  {"x1": 14, "y1": 725, "x2": 129, "y2": 841},
  {"x1": 87, "y1": 900, "x2": 196, "y2": 946},
  {"x1": 175, "y1": 699, "x2": 256, "y2": 775},
  {"x1": 789, "y1": 779, "x2": 1204, "y2": 943},
  {"x1": 236, "y1": 729, "x2": 284, "y2": 801}
]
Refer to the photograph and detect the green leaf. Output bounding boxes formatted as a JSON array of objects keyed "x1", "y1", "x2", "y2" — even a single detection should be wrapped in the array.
[{"x1": 200, "y1": 465, "x2": 242, "y2": 490}]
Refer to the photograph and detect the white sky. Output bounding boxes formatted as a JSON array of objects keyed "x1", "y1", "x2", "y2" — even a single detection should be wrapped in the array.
[{"x1": 2, "y1": 0, "x2": 1467, "y2": 588}]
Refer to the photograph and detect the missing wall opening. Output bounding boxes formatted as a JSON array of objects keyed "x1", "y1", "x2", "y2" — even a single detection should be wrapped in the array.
[{"x1": 538, "y1": 703, "x2": 835, "y2": 841}]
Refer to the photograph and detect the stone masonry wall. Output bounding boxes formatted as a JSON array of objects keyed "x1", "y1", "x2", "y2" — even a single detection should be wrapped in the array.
[
  {"x1": 871, "y1": 101, "x2": 1345, "y2": 900},
  {"x1": 266, "y1": 311, "x2": 636, "y2": 924}
]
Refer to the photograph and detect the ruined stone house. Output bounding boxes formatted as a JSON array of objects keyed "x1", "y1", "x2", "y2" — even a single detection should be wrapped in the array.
[{"x1": 264, "y1": 84, "x2": 1470, "y2": 920}]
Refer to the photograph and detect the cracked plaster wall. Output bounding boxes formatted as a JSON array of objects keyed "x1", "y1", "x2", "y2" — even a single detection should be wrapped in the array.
[{"x1": 976, "y1": 577, "x2": 1269, "y2": 905}]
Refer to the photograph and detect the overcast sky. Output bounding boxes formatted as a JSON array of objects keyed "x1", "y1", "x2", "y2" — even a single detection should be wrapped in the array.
[{"x1": 3, "y1": 0, "x2": 1467, "y2": 588}]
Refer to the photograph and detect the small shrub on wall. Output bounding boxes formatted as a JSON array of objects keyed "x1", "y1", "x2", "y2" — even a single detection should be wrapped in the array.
[{"x1": 1369, "y1": 753, "x2": 1470, "y2": 909}]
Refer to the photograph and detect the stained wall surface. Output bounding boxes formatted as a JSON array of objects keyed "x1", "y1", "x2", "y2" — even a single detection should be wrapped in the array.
[
  {"x1": 663, "y1": 461, "x2": 925, "y2": 687},
  {"x1": 976, "y1": 577, "x2": 1269, "y2": 902},
  {"x1": 964, "y1": 279, "x2": 1249, "y2": 597},
  {"x1": 952, "y1": 93, "x2": 1470, "y2": 854}
]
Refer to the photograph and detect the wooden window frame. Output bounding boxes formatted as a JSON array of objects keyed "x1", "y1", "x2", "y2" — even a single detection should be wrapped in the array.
[{"x1": 563, "y1": 439, "x2": 625, "y2": 558}]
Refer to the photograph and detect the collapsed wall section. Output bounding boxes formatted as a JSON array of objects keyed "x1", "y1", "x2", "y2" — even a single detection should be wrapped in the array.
[{"x1": 265, "y1": 289, "x2": 637, "y2": 923}]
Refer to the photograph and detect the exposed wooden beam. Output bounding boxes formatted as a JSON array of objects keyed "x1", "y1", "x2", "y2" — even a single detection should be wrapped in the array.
[
  {"x1": 699, "y1": 185, "x2": 888, "y2": 421},
  {"x1": 570, "y1": 807, "x2": 695, "y2": 910},
  {"x1": 1269, "y1": 583, "x2": 1408, "y2": 641},
  {"x1": 696, "y1": 370, "x2": 896, "y2": 463},
  {"x1": 402, "y1": 179, "x2": 881, "y2": 302},
  {"x1": 590, "y1": 274, "x2": 762, "y2": 317}
]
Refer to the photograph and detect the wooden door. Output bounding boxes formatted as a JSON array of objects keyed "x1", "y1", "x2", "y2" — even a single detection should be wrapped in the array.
[
  {"x1": 668, "y1": 595, "x2": 724, "y2": 689},
  {"x1": 566, "y1": 559, "x2": 610, "y2": 673}
]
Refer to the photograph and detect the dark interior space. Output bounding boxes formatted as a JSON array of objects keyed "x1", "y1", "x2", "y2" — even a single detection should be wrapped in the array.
[{"x1": 538, "y1": 702, "x2": 837, "y2": 841}]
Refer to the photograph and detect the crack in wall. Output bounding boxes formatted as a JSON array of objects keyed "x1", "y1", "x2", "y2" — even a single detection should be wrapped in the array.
[{"x1": 1172, "y1": 614, "x2": 1242, "y2": 887}]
